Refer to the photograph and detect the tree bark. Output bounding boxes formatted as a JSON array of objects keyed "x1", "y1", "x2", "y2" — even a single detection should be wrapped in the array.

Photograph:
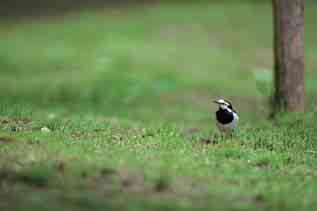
[{"x1": 272, "y1": 0, "x2": 305, "y2": 112}]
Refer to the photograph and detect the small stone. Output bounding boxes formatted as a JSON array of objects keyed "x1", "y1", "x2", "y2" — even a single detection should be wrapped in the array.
[{"x1": 41, "y1": 127, "x2": 51, "y2": 133}]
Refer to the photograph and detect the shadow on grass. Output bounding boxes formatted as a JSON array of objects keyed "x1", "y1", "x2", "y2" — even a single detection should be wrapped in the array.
[{"x1": 0, "y1": 0, "x2": 152, "y2": 20}]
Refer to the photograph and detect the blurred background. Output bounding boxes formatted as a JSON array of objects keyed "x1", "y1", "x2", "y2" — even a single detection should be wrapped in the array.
[{"x1": 0, "y1": 0, "x2": 316, "y2": 128}]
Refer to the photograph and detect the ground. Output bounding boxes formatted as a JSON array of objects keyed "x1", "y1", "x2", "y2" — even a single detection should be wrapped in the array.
[{"x1": 1, "y1": 1, "x2": 317, "y2": 211}]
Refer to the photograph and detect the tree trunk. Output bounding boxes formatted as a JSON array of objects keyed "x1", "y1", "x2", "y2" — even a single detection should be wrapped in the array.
[{"x1": 272, "y1": 0, "x2": 305, "y2": 112}]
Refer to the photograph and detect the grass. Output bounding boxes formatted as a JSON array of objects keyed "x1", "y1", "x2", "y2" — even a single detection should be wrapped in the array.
[{"x1": 1, "y1": 1, "x2": 317, "y2": 210}]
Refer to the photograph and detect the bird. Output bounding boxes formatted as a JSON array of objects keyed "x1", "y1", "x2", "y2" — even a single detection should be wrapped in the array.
[{"x1": 213, "y1": 98, "x2": 239, "y2": 136}]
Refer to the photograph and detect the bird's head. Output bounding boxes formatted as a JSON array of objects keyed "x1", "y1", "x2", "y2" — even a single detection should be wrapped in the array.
[{"x1": 213, "y1": 98, "x2": 233, "y2": 110}]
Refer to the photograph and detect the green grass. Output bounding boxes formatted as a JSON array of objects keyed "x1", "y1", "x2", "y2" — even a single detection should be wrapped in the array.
[{"x1": 1, "y1": 1, "x2": 317, "y2": 211}]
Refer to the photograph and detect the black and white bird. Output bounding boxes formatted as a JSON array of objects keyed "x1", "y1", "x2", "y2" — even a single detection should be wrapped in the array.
[{"x1": 213, "y1": 98, "x2": 239, "y2": 135}]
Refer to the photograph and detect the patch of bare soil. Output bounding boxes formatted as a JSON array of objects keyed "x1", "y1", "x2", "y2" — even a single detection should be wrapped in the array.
[
  {"x1": 86, "y1": 166, "x2": 209, "y2": 203},
  {"x1": 0, "y1": 167, "x2": 49, "y2": 188},
  {"x1": 0, "y1": 136, "x2": 16, "y2": 144},
  {"x1": 0, "y1": 117, "x2": 33, "y2": 132},
  {"x1": 253, "y1": 194, "x2": 266, "y2": 209}
]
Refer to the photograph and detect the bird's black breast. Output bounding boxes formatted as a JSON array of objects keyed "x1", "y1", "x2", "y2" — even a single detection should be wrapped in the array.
[{"x1": 216, "y1": 109, "x2": 234, "y2": 124}]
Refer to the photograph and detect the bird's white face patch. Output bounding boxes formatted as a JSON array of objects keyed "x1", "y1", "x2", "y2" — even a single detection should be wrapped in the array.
[
  {"x1": 216, "y1": 99, "x2": 229, "y2": 105},
  {"x1": 215, "y1": 99, "x2": 230, "y2": 110}
]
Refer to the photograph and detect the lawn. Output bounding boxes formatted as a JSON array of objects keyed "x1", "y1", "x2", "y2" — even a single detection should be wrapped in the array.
[{"x1": 1, "y1": 1, "x2": 317, "y2": 210}]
